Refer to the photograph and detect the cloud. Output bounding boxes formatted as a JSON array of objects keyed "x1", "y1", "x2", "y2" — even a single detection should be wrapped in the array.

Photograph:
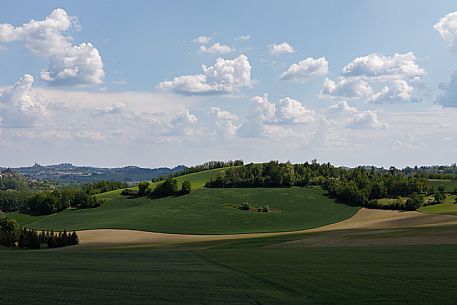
[
  {"x1": 434, "y1": 11, "x2": 457, "y2": 52},
  {"x1": 275, "y1": 97, "x2": 316, "y2": 124},
  {"x1": 346, "y1": 111, "x2": 387, "y2": 129},
  {"x1": 199, "y1": 43, "x2": 234, "y2": 55},
  {"x1": 268, "y1": 42, "x2": 295, "y2": 55},
  {"x1": 95, "y1": 102, "x2": 126, "y2": 115},
  {"x1": 0, "y1": 9, "x2": 104, "y2": 86},
  {"x1": 157, "y1": 55, "x2": 252, "y2": 95},
  {"x1": 367, "y1": 80, "x2": 416, "y2": 104},
  {"x1": 249, "y1": 94, "x2": 315, "y2": 125},
  {"x1": 193, "y1": 36, "x2": 211, "y2": 45},
  {"x1": 235, "y1": 35, "x2": 250, "y2": 41},
  {"x1": 169, "y1": 110, "x2": 198, "y2": 136},
  {"x1": 321, "y1": 52, "x2": 423, "y2": 103},
  {"x1": 208, "y1": 107, "x2": 239, "y2": 137},
  {"x1": 436, "y1": 71, "x2": 457, "y2": 107},
  {"x1": 327, "y1": 101, "x2": 358, "y2": 113},
  {"x1": 321, "y1": 77, "x2": 373, "y2": 99},
  {"x1": 40, "y1": 42, "x2": 104, "y2": 86},
  {"x1": 0, "y1": 74, "x2": 48, "y2": 128},
  {"x1": 280, "y1": 57, "x2": 328, "y2": 82},
  {"x1": 341, "y1": 52, "x2": 424, "y2": 81},
  {"x1": 0, "y1": 8, "x2": 75, "y2": 55}
]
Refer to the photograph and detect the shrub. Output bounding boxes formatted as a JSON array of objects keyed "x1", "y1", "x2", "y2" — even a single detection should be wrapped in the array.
[
  {"x1": 181, "y1": 180, "x2": 192, "y2": 194},
  {"x1": 239, "y1": 202, "x2": 250, "y2": 210},
  {"x1": 138, "y1": 181, "x2": 150, "y2": 195},
  {"x1": 153, "y1": 178, "x2": 178, "y2": 196},
  {"x1": 262, "y1": 205, "x2": 270, "y2": 213},
  {"x1": 121, "y1": 188, "x2": 135, "y2": 196}
]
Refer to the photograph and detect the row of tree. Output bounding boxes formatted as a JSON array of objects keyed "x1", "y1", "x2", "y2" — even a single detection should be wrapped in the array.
[
  {"x1": 0, "y1": 180, "x2": 129, "y2": 215},
  {"x1": 0, "y1": 213, "x2": 78, "y2": 249},
  {"x1": 123, "y1": 178, "x2": 192, "y2": 197},
  {"x1": 20, "y1": 188, "x2": 103, "y2": 215},
  {"x1": 152, "y1": 160, "x2": 244, "y2": 182},
  {"x1": 205, "y1": 161, "x2": 439, "y2": 210}
]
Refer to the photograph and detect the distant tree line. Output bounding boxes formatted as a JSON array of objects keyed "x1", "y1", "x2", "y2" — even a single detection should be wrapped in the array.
[
  {"x1": 152, "y1": 160, "x2": 243, "y2": 182},
  {"x1": 0, "y1": 213, "x2": 78, "y2": 249},
  {"x1": 122, "y1": 178, "x2": 192, "y2": 197},
  {"x1": 205, "y1": 161, "x2": 440, "y2": 210},
  {"x1": 0, "y1": 178, "x2": 127, "y2": 215}
]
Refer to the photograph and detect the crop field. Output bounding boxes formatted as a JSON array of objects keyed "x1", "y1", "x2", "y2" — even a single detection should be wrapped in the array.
[
  {"x1": 9, "y1": 186, "x2": 359, "y2": 234},
  {"x1": 1, "y1": 235, "x2": 457, "y2": 305}
]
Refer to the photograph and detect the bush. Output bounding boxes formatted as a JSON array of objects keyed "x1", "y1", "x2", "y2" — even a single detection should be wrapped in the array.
[
  {"x1": 121, "y1": 188, "x2": 135, "y2": 196},
  {"x1": 181, "y1": 180, "x2": 192, "y2": 194},
  {"x1": 153, "y1": 178, "x2": 178, "y2": 196},
  {"x1": 262, "y1": 205, "x2": 270, "y2": 213},
  {"x1": 138, "y1": 181, "x2": 150, "y2": 195},
  {"x1": 239, "y1": 202, "x2": 250, "y2": 210}
]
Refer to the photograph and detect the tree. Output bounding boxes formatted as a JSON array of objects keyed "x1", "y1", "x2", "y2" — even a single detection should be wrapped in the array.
[
  {"x1": 404, "y1": 193, "x2": 424, "y2": 210},
  {"x1": 47, "y1": 235, "x2": 57, "y2": 248},
  {"x1": 181, "y1": 180, "x2": 191, "y2": 194},
  {"x1": 153, "y1": 178, "x2": 178, "y2": 196},
  {"x1": 138, "y1": 181, "x2": 150, "y2": 195},
  {"x1": 70, "y1": 231, "x2": 79, "y2": 245}
]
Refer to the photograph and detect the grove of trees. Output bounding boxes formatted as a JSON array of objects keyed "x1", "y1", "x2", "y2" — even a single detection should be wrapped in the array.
[
  {"x1": 205, "y1": 161, "x2": 435, "y2": 210},
  {"x1": 0, "y1": 213, "x2": 78, "y2": 249}
]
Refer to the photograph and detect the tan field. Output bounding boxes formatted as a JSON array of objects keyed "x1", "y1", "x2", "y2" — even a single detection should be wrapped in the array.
[{"x1": 77, "y1": 208, "x2": 457, "y2": 248}]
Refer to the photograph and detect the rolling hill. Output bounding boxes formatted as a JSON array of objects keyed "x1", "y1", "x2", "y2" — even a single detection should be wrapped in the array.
[{"x1": 9, "y1": 168, "x2": 359, "y2": 234}]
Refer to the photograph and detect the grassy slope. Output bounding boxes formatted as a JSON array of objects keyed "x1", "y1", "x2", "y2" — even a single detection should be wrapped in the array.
[
  {"x1": 8, "y1": 168, "x2": 358, "y2": 234},
  {"x1": 2, "y1": 237, "x2": 457, "y2": 305},
  {"x1": 419, "y1": 195, "x2": 457, "y2": 215},
  {"x1": 428, "y1": 179, "x2": 457, "y2": 192},
  {"x1": 13, "y1": 187, "x2": 359, "y2": 234}
]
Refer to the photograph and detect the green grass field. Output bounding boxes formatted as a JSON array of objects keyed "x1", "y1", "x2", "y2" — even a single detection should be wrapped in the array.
[
  {"x1": 2, "y1": 235, "x2": 457, "y2": 305},
  {"x1": 419, "y1": 195, "x2": 457, "y2": 215},
  {"x1": 9, "y1": 186, "x2": 359, "y2": 234},
  {"x1": 428, "y1": 179, "x2": 457, "y2": 193}
]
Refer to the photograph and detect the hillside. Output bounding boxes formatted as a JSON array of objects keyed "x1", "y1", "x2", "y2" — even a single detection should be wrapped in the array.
[{"x1": 9, "y1": 168, "x2": 359, "y2": 234}]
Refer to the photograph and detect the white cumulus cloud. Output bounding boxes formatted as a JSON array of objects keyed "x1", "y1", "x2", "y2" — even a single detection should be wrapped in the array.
[
  {"x1": 341, "y1": 52, "x2": 424, "y2": 81},
  {"x1": 321, "y1": 77, "x2": 373, "y2": 99},
  {"x1": 249, "y1": 94, "x2": 315, "y2": 125},
  {"x1": 280, "y1": 57, "x2": 328, "y2": 82},
  {"x1": 199, "y1": 43, "x2": 234, "y2": 55},
  {"x1": 157, "y1": 55, "x2": 252, "y2": 95},
  {"x1": 434, "y1": 11, "x2": 457, "y2": 52},
  {"x1": 0, "y1": 9, "x2": 104, "y2": 86},
  {"x1": 208, "y1": 107, "x2": 239, "y2": 137},
  {"x1": 321, "y1": 52, "x2": 423, "y2": 103},
  {"x1": 193, "y1": 36, "x2": 211, "y2": 45},
  {"x1": 268, "y1": 42, "x2": 295, "y2": 55},
  {"x1": 0, "y1": 74, "x2": 48, "y2": 128},
  {"x1": 327, "y1": 101, "x2": 358, "y2": 113},
  {"x1": 367, "y1": 80, "x2": 416, "y2": 104},
  {"x1": 347, "y1": 111, "x2": 387, "y2": 129}
]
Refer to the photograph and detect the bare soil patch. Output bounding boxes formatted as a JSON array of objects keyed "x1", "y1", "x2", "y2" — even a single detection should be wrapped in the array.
[{"x1": 77, "y1": 208, "x2": 457, "y2": 248}]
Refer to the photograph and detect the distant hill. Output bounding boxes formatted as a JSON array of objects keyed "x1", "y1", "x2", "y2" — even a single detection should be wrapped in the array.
[{"x1": 0, "y1": 163, "x2": 186, "y2": 184}]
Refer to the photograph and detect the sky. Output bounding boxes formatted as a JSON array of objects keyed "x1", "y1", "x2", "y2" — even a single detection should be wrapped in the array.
[{"x1": 0, "y1": 0, "x2": 457, "y2": 168}]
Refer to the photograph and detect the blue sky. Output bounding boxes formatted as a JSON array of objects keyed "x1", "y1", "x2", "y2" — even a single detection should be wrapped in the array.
[{"x1": 0, "y1": 1, "x2": 457, "y2": 168}]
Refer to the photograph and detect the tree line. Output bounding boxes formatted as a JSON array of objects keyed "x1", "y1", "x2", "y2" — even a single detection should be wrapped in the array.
[
  {"x1": 122, "y1": 177, "x2": 192, "y2": 197},
  {"x1": 204, "y1": 161, "x2": 449, "y2": 210},
  {"x1": 0, "y1": 213, "x2": 78, "y2": 249},
  {"x1": 0, "y1": 179, "x2": 127, "y2": 215},
  {"x1": 152, "y1": 160, "x2": 243, "y2": 182}
]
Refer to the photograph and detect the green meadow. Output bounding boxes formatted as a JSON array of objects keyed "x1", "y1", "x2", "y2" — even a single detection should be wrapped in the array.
[
  {"x1": 9, "y1": 186, "x2": 359, "y2": 234},
  {"x1": 2, "y1": 236, "x2": 457, "y2": 305}
]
